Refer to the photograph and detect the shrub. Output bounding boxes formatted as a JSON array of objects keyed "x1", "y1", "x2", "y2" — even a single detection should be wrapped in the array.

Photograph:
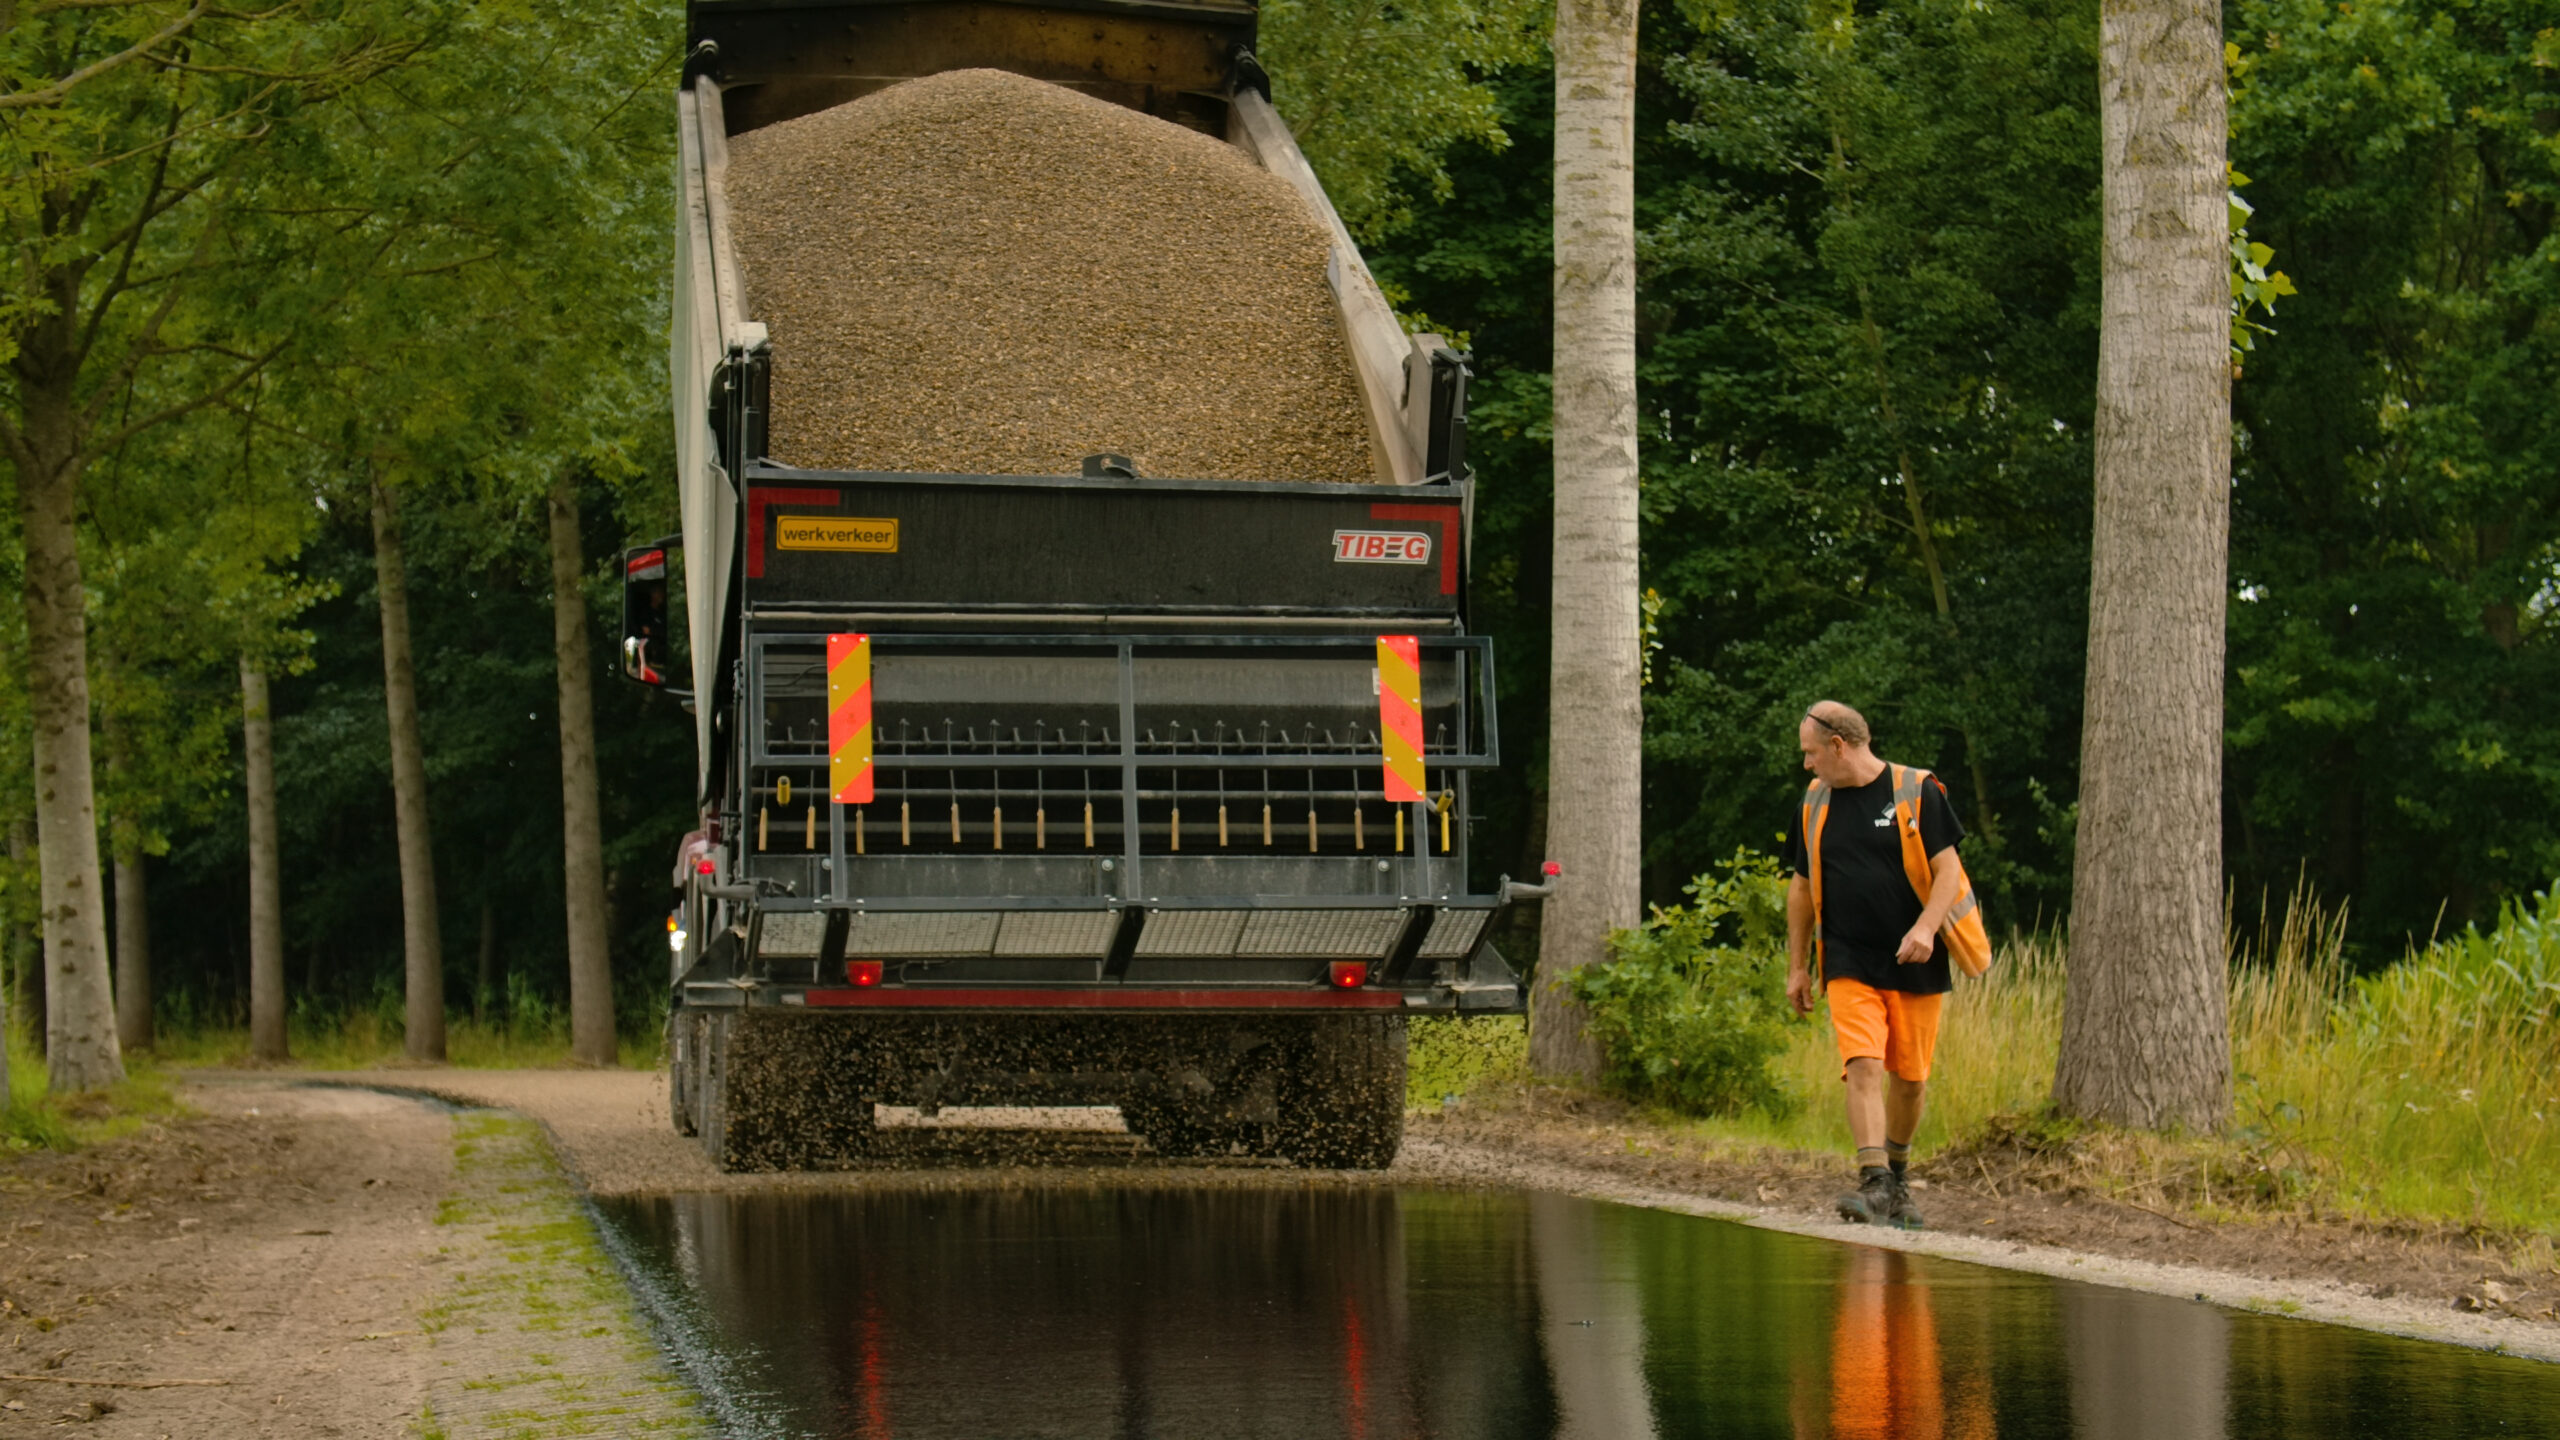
[{"x1": 1566, "y1": 850, "x2": 1804, "y2": 1119}]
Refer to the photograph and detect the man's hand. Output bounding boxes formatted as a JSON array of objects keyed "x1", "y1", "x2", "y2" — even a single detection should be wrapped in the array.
[
  {"x1": 1895, "y1": 923, "x2": 1936, "y2": 965},
  {"x1": 1786, "y1": 966, "x2": 1817, "y2": 1015}
]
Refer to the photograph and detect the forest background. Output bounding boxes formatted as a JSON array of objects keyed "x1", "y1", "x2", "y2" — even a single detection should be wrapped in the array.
[{"x1": 3, "y1": 0, "x2": 2554, "y2": 1054}]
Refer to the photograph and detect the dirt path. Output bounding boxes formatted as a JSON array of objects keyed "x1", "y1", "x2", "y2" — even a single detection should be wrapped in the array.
[
  {"x1": 1397, "y1": 1086, "x2": 2560, "y2": 1360},
  {"x1": 11, "y1": 1065, "x2": 2549, "y2": 1437},
  {"x1": 331, "y1": 1068, "x2": 2559, "y2": 1363},
  {"x1": 0, "y1": 1085, "x2": 452, "y2": 1436},
  {"x1": 0, "y1": 1082, "x2": 700, "y2": 1438}
]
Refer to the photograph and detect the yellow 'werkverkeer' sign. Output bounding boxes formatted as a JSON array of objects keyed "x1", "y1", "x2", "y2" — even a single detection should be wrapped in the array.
[{"x1": 777, "y1": 515, "x2": 899, "y2": 552}]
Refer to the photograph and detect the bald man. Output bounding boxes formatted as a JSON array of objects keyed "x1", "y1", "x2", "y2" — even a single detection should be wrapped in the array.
[{"x1": 1784, "y1": 700, "x2": 1966, "y2": 1228}]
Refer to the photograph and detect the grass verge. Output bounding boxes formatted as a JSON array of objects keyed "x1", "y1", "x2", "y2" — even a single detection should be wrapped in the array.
[
  {"x1": 1419, "y1": 881, "x2": 2560, "y2": 1238},
  {"x1": 148, "y1": 1013, "x2": 662, "y2": 1072},
  {"x1": 2, "y1": 1025, "x2": 189, "y2": 1153},
  {"x1": 417, "y1": 1111, "x2": 703, "y2": 1437}
]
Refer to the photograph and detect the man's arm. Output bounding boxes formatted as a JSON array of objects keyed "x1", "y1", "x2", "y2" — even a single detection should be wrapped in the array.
[
  {"x1": 1894, "y1": 846, "x2": 1964, "y2": 965},
  {"x1": 1786, "y1": 874, "x2": 1817, "y2": 1013}
]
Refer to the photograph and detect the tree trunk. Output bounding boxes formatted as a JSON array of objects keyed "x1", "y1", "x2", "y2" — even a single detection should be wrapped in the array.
[
  {"x1": 112, "y1": 853, "x2": 150, "y2": 1053},
  {"x1": 2053, "y1": 0, "x2": 2232, "y2": 1131},
  {"x1": 372, "y1": 480, "x2": 445, "y2": 1062},
  {"x1": 549, "y1": 478, "x2": 616, "y2": 1066},
  {"x1": 14, "y1": 409, "x2": 123, "y2": 1093},
  {"x1": 104, "y1": 715, "x2": 153, "y2": 1053},
  {"x1": 242, "y1": 661, "x2": 288, "y2": 1062},
  {"x1": 1532, "y1": 0, "x2": 1644, "y2": 1082},
  {"x1": 0, "y1": 848, "x2": 10, "y2": 1107},
  {"x1": 7, "y1": 823, "x2": 39, "y2": 1063},
  {"x1": 477, "y1": 899, "x2": 497, "y2": 1022}
]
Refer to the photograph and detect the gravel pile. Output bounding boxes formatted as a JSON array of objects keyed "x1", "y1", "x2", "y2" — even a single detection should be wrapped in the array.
[{"x1": 725, "y1": 69, "x2": 1377, "y2": 484}]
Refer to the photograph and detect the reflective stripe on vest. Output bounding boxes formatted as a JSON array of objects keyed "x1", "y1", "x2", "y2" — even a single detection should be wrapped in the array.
[{"x1": 1802, "y1": 764, "x2": 1993, "y2": 979}]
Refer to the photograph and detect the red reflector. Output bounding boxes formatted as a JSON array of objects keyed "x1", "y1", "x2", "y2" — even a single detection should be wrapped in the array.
[
  {"x1": 694, "y1": 858, "x2": 716, "y2": 875},
  {"x1": 1542, "y1": 860, "x2": 1562, "y2": 877},
  {"x1": 848, "y1": 959, "x2": 884, "y2": 988},
  {"x1": 1329, "y1": 961, "x2": 1368, "y2": 990}
]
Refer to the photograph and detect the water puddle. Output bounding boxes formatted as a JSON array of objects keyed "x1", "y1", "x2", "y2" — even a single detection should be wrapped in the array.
[{"x1": 594, "y1": 1187, "x2": 2555, "y2": 1438}]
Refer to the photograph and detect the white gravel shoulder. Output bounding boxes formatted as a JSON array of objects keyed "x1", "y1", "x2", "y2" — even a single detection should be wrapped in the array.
[
  {"x1": 1397, "y1": 1133, "x2": 2560, "y2": 1365},
  {"x1": 294, "y1": 1068, "x2": 2559, "y2": 1366}
]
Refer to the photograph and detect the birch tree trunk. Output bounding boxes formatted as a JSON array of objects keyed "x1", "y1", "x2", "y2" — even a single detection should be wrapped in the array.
[
  {"x1": 105, "y1": 716, "x2": 153, "y2": 1053},
  {"x1": 476, "y1": 900, "x2": 498, "y2": 1021},
  {"x1": 1531, "y1": 0, "x2": 1644, "y2": 1081},
  {"x1": 373, "y1": 480, "x2": 446, "y2": 1062},
  {"x1": 6, "y1": 823, "x2": 35, "y2": 1065},
  {"x1": 549, "y1": 478, "x2": 615, "y2": 1066},
  {"x1": 13, "y1": 393, "x2": 122, "y2": 1092},
  {"x1": 243, "y1": 661, "x2": 288, "y2": 1062},
  {"x1": 2054, "y1": 0, "x2": 2232, "y2": 1131},
  {"x1": 112, "y1": 853, "x2": 151, "y2": 1053}
]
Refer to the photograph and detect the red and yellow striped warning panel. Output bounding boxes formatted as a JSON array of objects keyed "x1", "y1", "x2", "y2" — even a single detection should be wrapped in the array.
[
  {"x1": 1377, "y1": 634, "x2": 1423, "y2": 802},
  {"x1": 828, "y1": 633, "x2": 873, "y2": 804}
]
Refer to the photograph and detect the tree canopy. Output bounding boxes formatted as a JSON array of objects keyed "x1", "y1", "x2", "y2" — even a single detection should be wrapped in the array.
[{"x1": 5, "y1": 0, "x2": 2553, "y2": 1049}]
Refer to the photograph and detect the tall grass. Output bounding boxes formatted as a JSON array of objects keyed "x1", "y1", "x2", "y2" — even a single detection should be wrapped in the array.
[
  {"x1": 2247, "y1": 884, "x2": 2560, "y2": 1230},
  {"x1": 148, "y1": 972, "x2": 664, "y2": 1071},
  {"x1": 1423, "y1": 877, "x2": 2560, "y2": 1235}
]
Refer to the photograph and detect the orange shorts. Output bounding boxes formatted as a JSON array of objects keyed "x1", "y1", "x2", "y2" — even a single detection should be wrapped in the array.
[{"x1": 1825, "y1": 977, "x2": 1944, "y2": 1082}]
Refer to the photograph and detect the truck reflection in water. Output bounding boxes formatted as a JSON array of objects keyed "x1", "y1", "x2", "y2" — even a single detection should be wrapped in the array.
[{"x1": 593, "y1": 1187, "x2": 2558, "y2": 1440}]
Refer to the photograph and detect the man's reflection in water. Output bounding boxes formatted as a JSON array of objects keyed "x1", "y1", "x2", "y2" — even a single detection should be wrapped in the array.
[
  {"x1": 2059, "y1": 1283, "x2": 2228, "y2": 1440},
  {"x1": 1829, "y1": 1248, "x2": 1943, "y2": 1439},
  {"x1": 1802, "y1": 1248, "x2": 1998, "y2": 1440}
]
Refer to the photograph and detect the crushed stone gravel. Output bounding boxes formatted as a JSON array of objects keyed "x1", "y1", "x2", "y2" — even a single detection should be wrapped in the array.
[{"x1": 725, "y1": 68, "x2": 1377, "y2": 483}]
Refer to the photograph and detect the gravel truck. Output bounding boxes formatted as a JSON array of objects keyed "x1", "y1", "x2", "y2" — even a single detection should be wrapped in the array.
[{"x1": 630, "y1": 0, "x2": 1548, "y2": 1171}]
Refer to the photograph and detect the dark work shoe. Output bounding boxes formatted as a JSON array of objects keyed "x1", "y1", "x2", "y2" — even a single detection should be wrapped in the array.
[
  {"x1": 1835, "y1": 1168, "x2": 1897, "y2": 1225},
  {"x1": 1889, "y1": 1174, "x2": 1925, "y2": 1230}
]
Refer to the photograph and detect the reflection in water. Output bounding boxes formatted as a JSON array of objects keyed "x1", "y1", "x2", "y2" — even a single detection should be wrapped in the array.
[
  {"x1": 2061, "y1": 1281, "x2": 2229, "y2": 1439},
  {"x1": 1812, "y1": 1248, "x2": 1999, "y2": 1440},
  {"x1": 1530, "y1": 1190, "x2": 1659, "y2": 1440},
  {"x1": 593, "y1": 1189, "x2": 2560, "y2": 1440}
]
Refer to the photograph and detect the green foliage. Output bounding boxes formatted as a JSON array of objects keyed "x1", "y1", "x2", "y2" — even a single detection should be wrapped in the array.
[
  {"x1": 2224, "y1": 0, "x2": 2560, "y2": 944},
  {"x1": 1406, "y1": 1014, "x2": 1529, "y2": 1108},
  {"x1": 1261, "y1": 0, "x2": 1549, "y2": 240},
  {"x1": 1566, "y1": 850, "x2": 1803, "y2": 1118},
  {"x1": 2347, "y1": 880, "x2": 2560, "y2": 1047},
  {"x1": 2227, "y1": 166, "x2": 2299, "y2": 370}
]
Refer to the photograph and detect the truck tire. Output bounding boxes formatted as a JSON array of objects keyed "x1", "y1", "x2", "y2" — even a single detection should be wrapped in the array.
[
  {"x1": 1122, "y1": 1103, "x2": 1240, "y2": 1160},
  {"x1": 667, "y1": 1011, "x2": 704, "y2": 1137},
  {"x1": 1275, "y1": 1015, "x2": 1406, "y2": 1170},
  {"x1": 698, "y1": 1012, "x2": 876, "y2": 1171}
]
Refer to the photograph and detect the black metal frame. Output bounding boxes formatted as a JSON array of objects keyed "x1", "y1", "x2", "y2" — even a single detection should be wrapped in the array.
[
  {"x1": 744, "y1": 631, "x2": 1499, "y2": 769},
  {"x1": 736, "y1": 630, "x2": 1498, "y2": 917}
]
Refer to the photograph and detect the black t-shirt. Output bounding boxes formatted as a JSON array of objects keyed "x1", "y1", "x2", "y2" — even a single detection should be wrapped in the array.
[{"x1": 1784, "y1": 767, "x2": 1966, "y2": 994}]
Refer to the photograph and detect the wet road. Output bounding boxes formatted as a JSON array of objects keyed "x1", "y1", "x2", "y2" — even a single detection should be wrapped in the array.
[{"x1": 595, "y1": 1186, "x2": 2556, "y2": 1438}]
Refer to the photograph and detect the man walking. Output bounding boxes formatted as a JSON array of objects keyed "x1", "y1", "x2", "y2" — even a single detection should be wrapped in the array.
[{"x1": 1784, "y1": 701, "x2": 1975, "y2": 1228}]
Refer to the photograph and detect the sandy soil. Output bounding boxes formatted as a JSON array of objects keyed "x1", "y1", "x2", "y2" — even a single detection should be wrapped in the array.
[
  {"x1": 0, "y1": 1085, "x2": 452, "y2": 1437},
  {"x1": 11, "y1": 1065, "x2": 2549, "y2": 1437}
]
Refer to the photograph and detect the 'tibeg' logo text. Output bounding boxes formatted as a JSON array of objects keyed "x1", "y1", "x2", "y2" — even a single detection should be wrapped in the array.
[{"x1": 1332, "y1": 530, "x2": 1431, "y2": 565}]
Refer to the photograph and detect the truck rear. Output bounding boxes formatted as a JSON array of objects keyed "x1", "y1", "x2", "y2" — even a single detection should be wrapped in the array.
[{"x1": 629, "y1": 0, "x2": 1542, "y2": 1170}]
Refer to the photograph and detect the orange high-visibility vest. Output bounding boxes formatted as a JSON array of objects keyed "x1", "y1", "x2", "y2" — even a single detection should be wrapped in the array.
[{"x1": 1802, "y1": 764, "x2": 1993, "y2": 979}]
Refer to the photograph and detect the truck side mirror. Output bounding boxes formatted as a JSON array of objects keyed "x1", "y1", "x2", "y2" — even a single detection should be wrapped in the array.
[{"x1": 620, "y1": 541, "x2": 678, "y2": 687}]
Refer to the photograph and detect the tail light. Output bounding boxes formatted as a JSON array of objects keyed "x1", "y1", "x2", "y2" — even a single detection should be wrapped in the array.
[
  {"x1": 1328, "y1": 960, "x2": 1368, "y2": 990},
  {"x1": 847, "y1": 959, "x2": 884, "y2": 988}
]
